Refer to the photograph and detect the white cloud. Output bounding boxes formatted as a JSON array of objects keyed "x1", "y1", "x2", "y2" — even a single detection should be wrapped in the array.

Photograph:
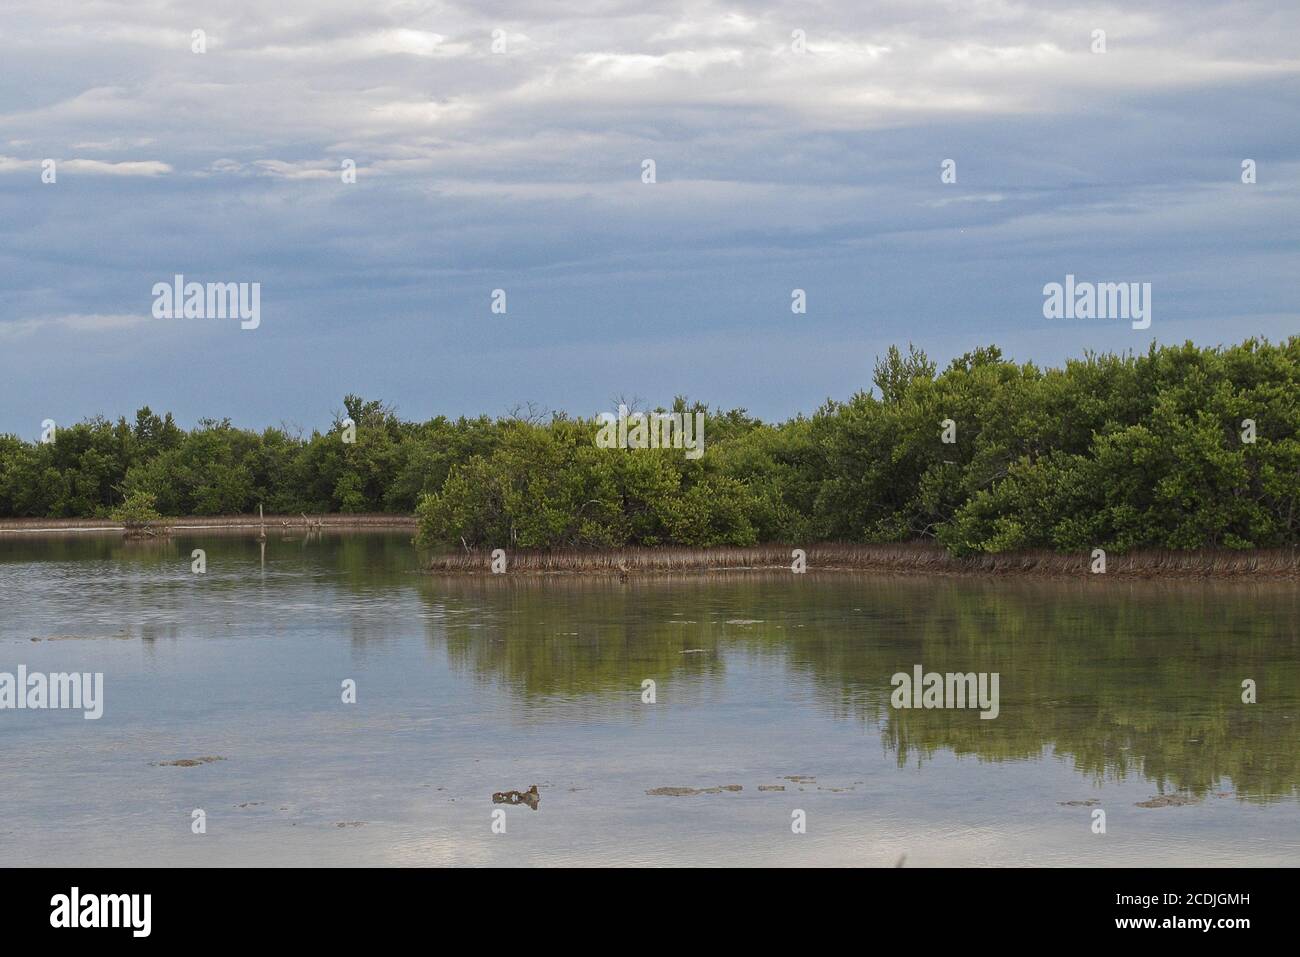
[
  {"x1": 0, "y1": 155, "x2": 172, "y2": 177},
  {"x1": 0, "y1": 314, "x2": 150, "y2": 341},
  {"x1": 0, "y1": 0, "x2": 1294, "y2": 177},
  {"x1": 60, "y1": 159, "x2": 172, "y2": 176},
  {"x1": 249, "y1": 29, "x2": 463, "y2": 61}
]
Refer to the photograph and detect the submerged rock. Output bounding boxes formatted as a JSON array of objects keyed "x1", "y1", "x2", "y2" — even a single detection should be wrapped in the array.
[
  {"x1": 1135, "y1": 794, "x2": 1198, "y2": 808},
  {"x1": 153, "y1": 756, "x2": 225, "y2": 767},
  {"x1": 30, "y1": 634, "x2": 132, "y2": 642},
  {"x1": 646, "y1": 784, "x2": 742, "y2": 796}
]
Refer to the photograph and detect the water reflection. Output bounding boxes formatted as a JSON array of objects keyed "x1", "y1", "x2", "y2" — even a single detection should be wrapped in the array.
[
  {"x1": 417, "y1": 572, "x2": 1300, "y2": 804},
  {"x1": 3, "y1": 531, "x2": 1297, "y2": 806}
]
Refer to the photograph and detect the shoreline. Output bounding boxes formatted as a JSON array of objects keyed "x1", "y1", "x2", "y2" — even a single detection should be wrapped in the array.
[
  {"x1": 0, "y1": 513, "x2": 417, "y2": 534},
  {"x1": 4, "y1": 519, "x2": 1296, "y2": 579},
  {"x1": 425, "y1": 543, "x2": 1300, "y2": 581}
]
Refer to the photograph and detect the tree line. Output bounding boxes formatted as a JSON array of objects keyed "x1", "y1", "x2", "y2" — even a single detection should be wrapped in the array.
[{"x1": 2, "y1": 338, "x2": 1298, "y2": 556}]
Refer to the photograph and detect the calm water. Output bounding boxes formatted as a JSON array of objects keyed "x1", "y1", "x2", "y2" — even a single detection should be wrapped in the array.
[{"x1": 1, "y1": 530, "x2": 1298, "y2": 867}]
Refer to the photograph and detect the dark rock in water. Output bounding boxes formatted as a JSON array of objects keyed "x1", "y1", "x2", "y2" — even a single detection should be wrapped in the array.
[
  {"x1": 493, "y1": 785, "x2": 540, "y2": 809},
  {"x1": 1058, "y1": 799, "x2": 1101, "y2": 807},
  {"x1": 153, "y1": 756, "x2": 225, "y2": 767}
]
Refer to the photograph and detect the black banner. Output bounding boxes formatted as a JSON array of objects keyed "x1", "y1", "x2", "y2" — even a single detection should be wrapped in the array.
[{"x1": 0, "y1": 867, "x2": 1276, "y2": 943}]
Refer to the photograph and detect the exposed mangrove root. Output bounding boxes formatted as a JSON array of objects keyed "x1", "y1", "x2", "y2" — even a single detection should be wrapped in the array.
[
  {"x1": 426, "y1": 543, "x2": 1300, "y2": 580},
  {"x1": 122, "y1": 523, "x2": 171, "y2": 540}
]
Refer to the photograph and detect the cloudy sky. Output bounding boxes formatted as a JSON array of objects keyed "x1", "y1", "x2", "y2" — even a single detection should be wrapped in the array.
[{"x1": 1, "y1": 0, "x2": 1297, "y2": 435}]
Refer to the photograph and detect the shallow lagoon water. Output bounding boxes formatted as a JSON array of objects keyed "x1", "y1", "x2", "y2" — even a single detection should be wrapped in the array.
[{"x1": 1, "y1": 531, "x2": 1298, "y2": 866}]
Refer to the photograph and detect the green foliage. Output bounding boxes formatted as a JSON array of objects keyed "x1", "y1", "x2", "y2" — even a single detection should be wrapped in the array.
[
  {"x1": 109, "y1": 489, "x2": 162, "y2": 527},
  {"x1": 4, "y1": 338, "x2": 1300, "y2": 555}
]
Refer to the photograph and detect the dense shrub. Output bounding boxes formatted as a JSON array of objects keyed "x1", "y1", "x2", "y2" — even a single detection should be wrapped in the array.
[{"x1": 4, "y1": 339, "x2": 1299, "y2": 556}]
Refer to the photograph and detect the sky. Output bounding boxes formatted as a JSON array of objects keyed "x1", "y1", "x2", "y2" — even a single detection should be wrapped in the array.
[{"x1": 1, "y1": 0, "x2": 1297, "y2": 437}]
